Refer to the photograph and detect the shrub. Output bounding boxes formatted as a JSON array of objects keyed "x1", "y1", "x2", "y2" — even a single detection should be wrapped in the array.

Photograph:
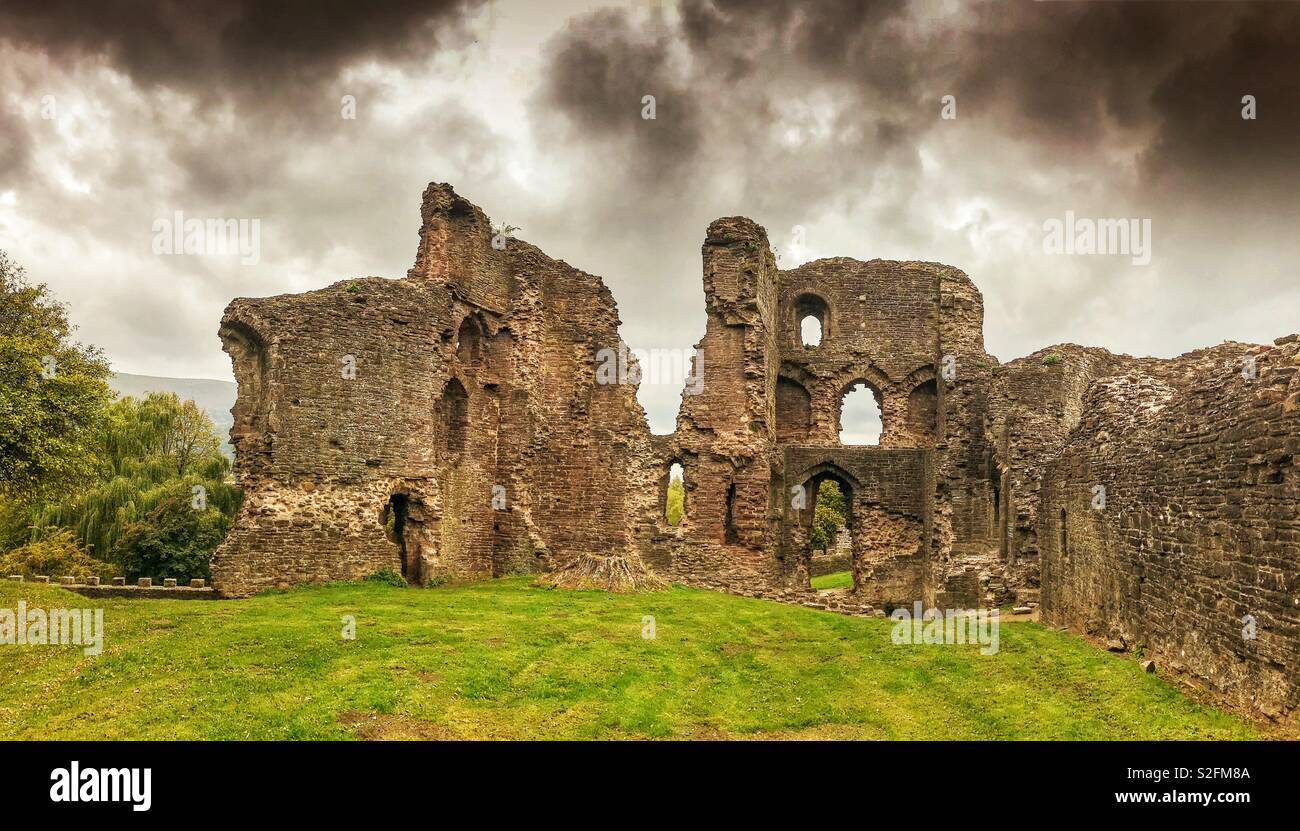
[
  {"x1": 0, "y1": 529, "x2": 118, "y2": 580},
  {"x1": 112, "y1": 492, "x2": 229, "y2": 582},
  {"x1": 364, "y1": 568, "x2": 408, "y2": 588}
]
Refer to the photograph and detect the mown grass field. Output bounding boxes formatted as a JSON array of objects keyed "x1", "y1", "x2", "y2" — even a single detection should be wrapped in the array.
[
  {"x1": 0, "y1": 577, "x2": 1276, "y2": 740},
  {"x1": 810, "y1": 570, "x2": 853, "y2": 590}
]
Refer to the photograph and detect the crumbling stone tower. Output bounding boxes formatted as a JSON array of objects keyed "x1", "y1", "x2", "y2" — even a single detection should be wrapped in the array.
[
  {"x1": 642, "y1": 217, "x2": 1000, "y2": 612},
  {"x1": 213, "y1": 184, "x2": 659, "y2": 596}
]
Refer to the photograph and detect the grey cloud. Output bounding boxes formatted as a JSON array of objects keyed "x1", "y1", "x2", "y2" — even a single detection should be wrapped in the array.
[{"x1": 0, "y1": 1, "x2": 486, "y2": 105}]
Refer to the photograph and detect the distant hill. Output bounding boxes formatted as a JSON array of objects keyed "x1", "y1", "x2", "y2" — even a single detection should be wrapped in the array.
[{"x1": 109, "y1": 373, "x2": 237, "y2": 459}]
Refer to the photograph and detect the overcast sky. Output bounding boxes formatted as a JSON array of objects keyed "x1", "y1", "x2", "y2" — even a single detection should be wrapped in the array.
[{"x1": 2, "y1": 0, "x2": 1298, "y2": 433}]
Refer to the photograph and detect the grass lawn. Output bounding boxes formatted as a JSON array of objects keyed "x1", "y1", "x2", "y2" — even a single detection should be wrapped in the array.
[
  {"x1": 0, "y1": 577, "x2": 1276, "y2": 740},
  {"x1": 811, "y1": 570, "x2": 853, "y2": 590}
]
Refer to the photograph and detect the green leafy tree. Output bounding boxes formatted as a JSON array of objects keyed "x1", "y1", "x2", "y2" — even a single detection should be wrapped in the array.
[
  {"x1": 0, "y1": 251, "x2": 112, "y2": 499},
  {"x1": 112, "y1": 488, "x2": 230, "y2": 582},
  {"x1": 809, "y1": 479, "x2": 846, "y2": 551},
  {"x1": 665, "y1": 473, "x2": 685, "y2": 526},
  {"x1": 32, "y1": 392, "x2": 240, "y2": 562}
]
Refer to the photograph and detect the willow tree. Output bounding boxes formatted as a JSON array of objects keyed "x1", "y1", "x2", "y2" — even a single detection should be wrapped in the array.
[{"x1": 32, "y1": 392, "x2": 241, "y2": 564}]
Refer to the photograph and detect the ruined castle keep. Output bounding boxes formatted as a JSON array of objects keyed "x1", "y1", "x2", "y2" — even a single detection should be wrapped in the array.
[{"x1": 213, "y1": 183, "x2": 1298, "y2": 721}]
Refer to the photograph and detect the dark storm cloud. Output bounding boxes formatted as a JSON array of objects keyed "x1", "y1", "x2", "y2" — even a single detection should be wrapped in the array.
[
  {"x1": 534, "y1": 0, "x2": 1300, "y2": 203},
  {"x1": 0, "y1": 0, "x2": 486, "y2": 106},
  {"x1": 949, "y1": 2, "x2": 1300, "y2": 203},
  {"x1": 537, "y1": 8, "x2": 704, "y2": 184},
  {"x1": 4, "y1": 0, "x2": 1298, "y2": 432}
]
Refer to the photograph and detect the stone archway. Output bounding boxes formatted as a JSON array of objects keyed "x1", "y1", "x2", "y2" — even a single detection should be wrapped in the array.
[{"x1": 790, "y1": 462, "x2": 860, "y2": 591}]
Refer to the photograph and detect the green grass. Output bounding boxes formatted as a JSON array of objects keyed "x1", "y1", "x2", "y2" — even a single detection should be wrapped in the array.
[
  {"x1": 811, "y1": 570, "x2": 853, "y2": 590},
  {"x1": 0, "y1": 577, "x2": 1274, "y2": 740}
]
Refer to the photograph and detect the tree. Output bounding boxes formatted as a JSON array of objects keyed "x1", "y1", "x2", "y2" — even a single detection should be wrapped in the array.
[
  {"x1": 0, "y1": 251, "x2": 112, "y2": 499},
  {"x1": 665, "y1": 474, "x2": 685, "y2": 526},
  {"x1": 112, "y1": 489, "x2": 230, "y2": 582},
  {"x1": 810, "y1": 479, "x2": 846, "y2": 551},
  {"x1": 30, "y1": 392, "x2": 240, "y2": 561},
  {"x1": 0, "y1": 529, "x2": 118, "y2": 581}
]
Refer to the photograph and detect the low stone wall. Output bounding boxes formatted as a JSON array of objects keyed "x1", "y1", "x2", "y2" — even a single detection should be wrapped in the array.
[
  {"x1": 809, "y1": 551, "x2": 850, "y2": 577},
  {"x1": 7, "y1": 575, "x2": 217, "y2": 601}
]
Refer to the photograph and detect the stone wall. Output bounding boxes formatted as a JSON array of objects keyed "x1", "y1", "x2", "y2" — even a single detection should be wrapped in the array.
[
  {"x1": 213, "y1": 184, "x2": 656, "y2": 596},
  {"x1": 1037, "y1": 337, "x2": 1300, "y2": 721}
]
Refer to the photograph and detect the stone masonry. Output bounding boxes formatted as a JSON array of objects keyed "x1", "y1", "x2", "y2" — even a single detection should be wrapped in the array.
[{"x1": 212, "y1": 183, "x2": 1298, "y2": 723}]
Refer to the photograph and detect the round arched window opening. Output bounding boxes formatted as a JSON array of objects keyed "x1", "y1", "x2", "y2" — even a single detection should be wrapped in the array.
[
  {"x1": 455, "y1": 315, "x2": 485, "y2": 364},
  {"x1": 800, "y1": 315, "x2": 822, "y2": 347},
  {"x1": 792, "y1": 294, "x2": 830, "y2": 348}
]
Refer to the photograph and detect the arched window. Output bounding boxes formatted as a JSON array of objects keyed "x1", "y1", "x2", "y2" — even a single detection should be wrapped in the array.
[
  {"x1": 800, "y1": 315, "x2": 822, "y2": 346},
  {"x1": 455, "y1": 315, "x2": 484, "y2": 364},
  {"x1": 724, "y1": 482, "x2": 738, "y2": 542},
  {"x1": 793, "y1": 294, "x2": 829, "y2": 348},
  {"x1": 839, "y1": 382, "x2": 882, "y2": 445},
  {"x1": 665, "y1": 462, "x2": 685, "y2": 525}
]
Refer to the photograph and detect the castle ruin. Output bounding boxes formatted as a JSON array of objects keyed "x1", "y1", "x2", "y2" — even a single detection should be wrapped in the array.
[{"x1": 213, "y1": 183, "x2": 1299, "y2": 722}]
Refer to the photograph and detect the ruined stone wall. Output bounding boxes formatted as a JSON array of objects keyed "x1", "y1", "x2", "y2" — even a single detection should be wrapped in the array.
[
  {"x1": 779, "y1": 447, "x2": 930, "y2": 604},
  {"x1": 1038, "y1": 337, "x2": 1300, "y2": 722},
  {"x1": 214, "y1": 277, "x2": 452, "y2": 595},
  {"x1": 644, "y1": 217, "x2": 783, "y2": 587},
  {"x1": 775, "y1": 258, "x2": 942, "y2": 448},
  {"x1": 213, "y1": 184, "x2": 656, "y2": 596},
  {"x1": 648, "y1": 238, "x2": 989, "y2": 610},
  {"x1": 210, "y1": 180, "x2": 1295, "y2": 723},
  {"x1": 986, "y1": 346, "x2": 1148, "y2": 598}
]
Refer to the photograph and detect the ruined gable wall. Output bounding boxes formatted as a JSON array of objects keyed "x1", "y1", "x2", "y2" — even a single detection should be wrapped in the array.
[
  {"x1": 213, "y1": 277, "x2": 453, "y2": 596},
  {"x1": 214, "y1": 183, "x2": 658, "y2": 595},
  {"x1": 652, "y1": 217, "x2": 783, "y2": 586},
  {"x1": 1039, "y1": 337, "x2": 1300, "y2": 721}
]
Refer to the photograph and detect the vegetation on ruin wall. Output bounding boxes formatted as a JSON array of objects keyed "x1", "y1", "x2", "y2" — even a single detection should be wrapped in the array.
[
  {"x1": 0, "y1": 252, "x2": 238, "y2": 582},
  {"x1": 0, "y1": 578, "x2": 1274, "y2": 740}
]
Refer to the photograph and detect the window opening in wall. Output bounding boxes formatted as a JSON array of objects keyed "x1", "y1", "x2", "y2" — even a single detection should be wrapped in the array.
[
  {"x1": 839, "y1": 382, "x2": 882, "y2": 445},
  {"x1": 665, "y1": 462, "x2": 685, "y2": 525}
]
